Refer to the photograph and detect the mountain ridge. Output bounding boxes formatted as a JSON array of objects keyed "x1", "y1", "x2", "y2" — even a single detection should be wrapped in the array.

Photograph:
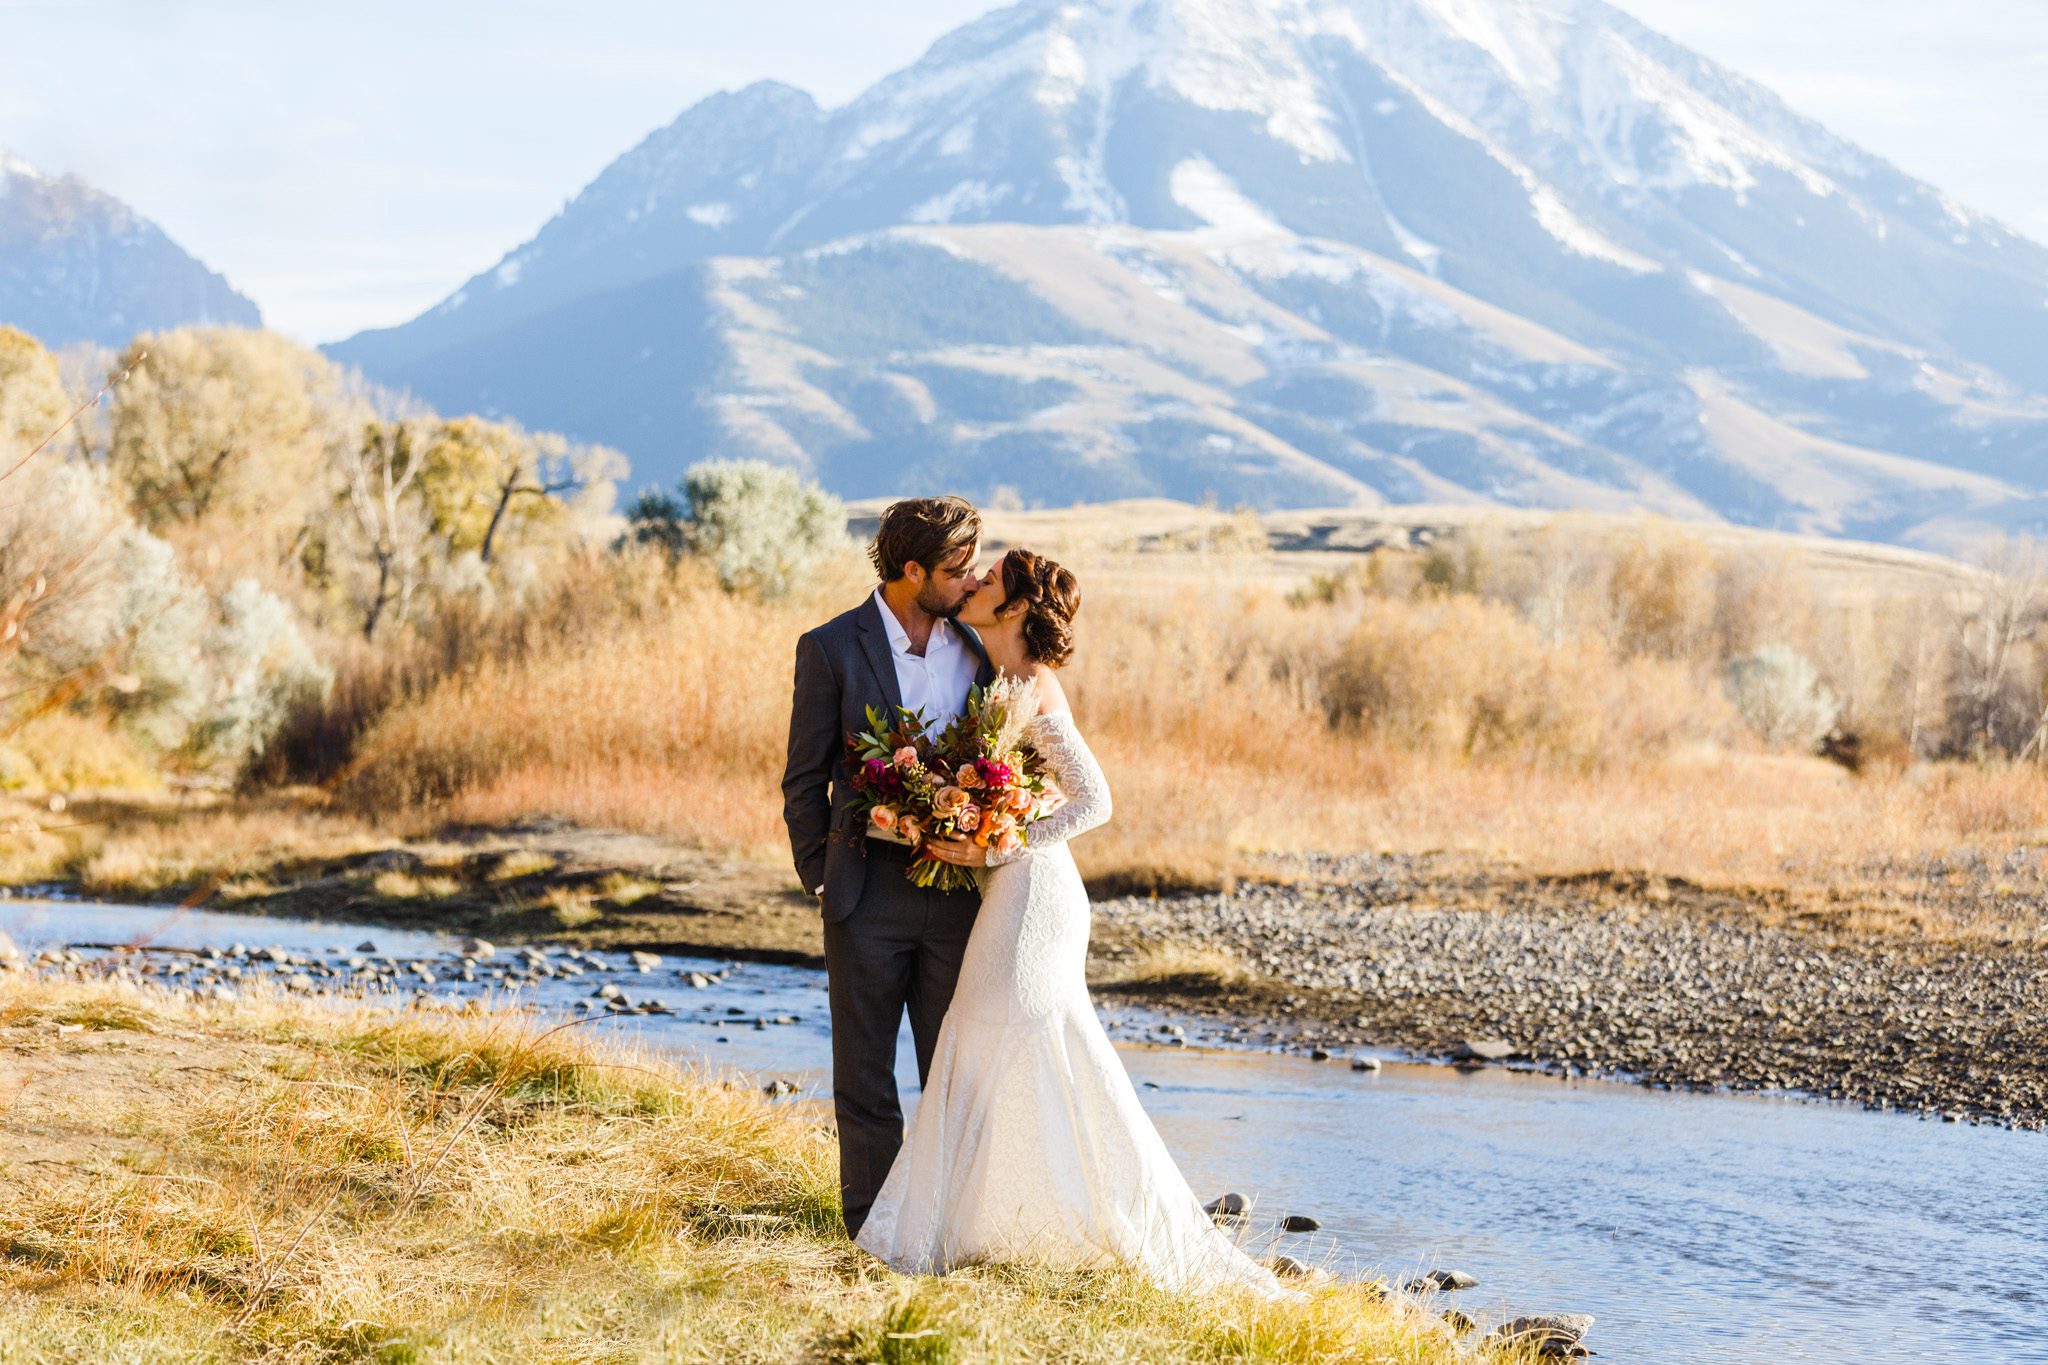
[
  {"x1": 0, "y1": 149, "x2": 260, "y2": 348},
  {"x1": 326, "y1": 0, "x2": 2048, "y2": 552}
]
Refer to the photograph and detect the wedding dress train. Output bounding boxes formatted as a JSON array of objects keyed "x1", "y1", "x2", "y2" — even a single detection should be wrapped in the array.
[{"x1": 855, "y1": 711, "x2": 1294, "y2": 1298}]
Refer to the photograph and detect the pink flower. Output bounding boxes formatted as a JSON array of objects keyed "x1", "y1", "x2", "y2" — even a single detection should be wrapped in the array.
[
  {"x1": 1002, "y1": 786, "x2": 1035, "y2": 817},
  {"x1": 996, "y1": 829, "x2": 1023, "y2": 858},
  {"x1": 870, "y1": 805, "x2": 899, "y2": 834},
  {"x1": 976, "y1": 759, "x2": 1014, "y2": 787},
  {"x1": 955, "y1": 803, "x2": 982, "y2": 833},
  {"x1": 892, "y1": 746, "x2": 919, "y2": 771}
]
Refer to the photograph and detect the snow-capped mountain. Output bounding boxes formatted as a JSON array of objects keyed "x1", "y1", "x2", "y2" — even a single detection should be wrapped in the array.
[
  {"x1": 1, "y1": 150, "x2": 260, "y2": 348},
  {"x1": 330, "y1": 0, "x2": 2048, "y2": 551}
]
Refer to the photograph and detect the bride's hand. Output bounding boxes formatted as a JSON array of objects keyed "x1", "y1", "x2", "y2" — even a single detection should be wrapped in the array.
[{"x1": 923, "y1": 835, "x2": 988, "y2": 867}]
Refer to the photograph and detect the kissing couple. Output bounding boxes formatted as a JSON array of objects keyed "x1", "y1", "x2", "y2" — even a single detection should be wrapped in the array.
[{"x1": 781, "y1": 495, "x2": 1295, "y2": 1298}]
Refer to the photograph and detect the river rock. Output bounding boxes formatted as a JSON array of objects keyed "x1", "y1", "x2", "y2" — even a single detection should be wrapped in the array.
[
  {"x1": 593, "y1": 983, "x2": 623, "y2": 1001},
  {"x1": 1440, "y1": 1310, "x2": 1476, "y2": 1334},
  {"x1": 1453, "y1": 1039, "x2": 1516, "y2": 1062},
  {"x1": 0, "y1": 931, "x2": 18, "y2": 965},
  {"x1": 763, "y1": 1079, "x2": 800, "y2": 1097},
  {"x1": 1280, "y1": 1214, "x2": 1321, "y2": 1232},
  {"x1": 1266, "y1": 1255, "x2": 1330, "y2": 1285},
  {"x1": 457, "y1": 938, "x2": 496, "y2": 960},
  {"x1": 1204, "y1": 1192, "x2": 1248, "y2": 1222},
  {"x1": 1351, "y1": 1055, "x2": 1382, "y2": 1072},
  {"x1": 631, "y1": 951, "x2": 661, "y2": 972},
  {"x1": 354, "y1": 940, "x2": 378, "y2": 953},
  {"x1": 1483, "y1": 1313, "x2": 1594, "y2": 1357},
  {"x1": 683, "y1": 972, "x2": 713, "y2": 988},
  {"x1": 1406, "y1": 1268, "x2": 1478, "y2": 1292}
]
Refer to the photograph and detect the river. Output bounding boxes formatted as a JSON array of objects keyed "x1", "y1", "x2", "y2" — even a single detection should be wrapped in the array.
[{"x1": 4, "y1": 897, "x2": 2043, "y2": 1363}]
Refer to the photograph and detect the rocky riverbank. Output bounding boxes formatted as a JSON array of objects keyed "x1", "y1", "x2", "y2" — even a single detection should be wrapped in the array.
[
  {"x1": 14, "y1": 813, "x2": 2046, "y2": 1131},
  {"x1": 1090, "y1": 853, "x2": 2048, "y2": 1130}
]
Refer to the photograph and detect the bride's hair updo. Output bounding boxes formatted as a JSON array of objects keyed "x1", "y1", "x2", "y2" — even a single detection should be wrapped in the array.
[{"x1": 999, "y1": 548, "x2": 1081, "y2": 667}]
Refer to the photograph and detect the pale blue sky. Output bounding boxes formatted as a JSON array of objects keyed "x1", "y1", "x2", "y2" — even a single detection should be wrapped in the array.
[{"x1": 3, "y1": 0, "x2": 2043, "y2": 344}]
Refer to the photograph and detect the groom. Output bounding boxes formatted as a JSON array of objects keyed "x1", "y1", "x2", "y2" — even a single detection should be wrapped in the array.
[{"x1": 782, "y1": 495, "x2": 995, "y2": 1238}]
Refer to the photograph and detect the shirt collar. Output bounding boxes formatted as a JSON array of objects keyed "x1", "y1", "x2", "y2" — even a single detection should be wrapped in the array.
[{"x1": 872, "y1": 587, "x2": 955, "y2": 656}]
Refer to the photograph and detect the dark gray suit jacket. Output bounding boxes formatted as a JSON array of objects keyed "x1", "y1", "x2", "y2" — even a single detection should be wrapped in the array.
[{"x1": 782, "y1": 595, "x2": 996, "y2": 922}]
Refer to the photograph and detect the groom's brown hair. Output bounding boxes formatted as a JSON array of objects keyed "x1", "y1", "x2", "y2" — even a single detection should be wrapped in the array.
[{"x1": 871, "y1": 495, "x2": 980, "y2": 582}]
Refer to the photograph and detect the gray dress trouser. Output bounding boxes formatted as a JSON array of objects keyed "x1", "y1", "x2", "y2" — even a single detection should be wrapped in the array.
[{"x1": 824, "y1": 836, "x2": 980, "y2": 1239}]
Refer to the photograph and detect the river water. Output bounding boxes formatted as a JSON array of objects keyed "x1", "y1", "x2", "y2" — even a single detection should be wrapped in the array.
[{"x1": 4, "y1": 898, "x2": 2043, "y2": 1363}]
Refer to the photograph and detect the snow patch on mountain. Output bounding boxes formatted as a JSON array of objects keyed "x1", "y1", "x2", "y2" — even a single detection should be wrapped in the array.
[
  {"x1": 910, "y1": 180, "x2": 1014, "y2": 224},
  {"x1": 1525, "y1": 183, "x2": 1658, "y2": 271},
  {"x1": 1169, "y1": 158, "x2": 1287, "y2": 241}
]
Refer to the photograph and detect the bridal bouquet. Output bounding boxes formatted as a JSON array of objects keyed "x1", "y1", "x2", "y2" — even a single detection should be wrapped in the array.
[{"x1": 845, "y1": 675, "x2": 1049, "y2": 891}]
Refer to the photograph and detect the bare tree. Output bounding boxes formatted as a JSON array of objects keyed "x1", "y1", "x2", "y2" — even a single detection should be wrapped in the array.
[
  {"x1": 341, "y1": 421, "x2": 432, "y2": 641},
  {"x1": 1948, "y1": 536, "x2": 2048, "y2": 758}
]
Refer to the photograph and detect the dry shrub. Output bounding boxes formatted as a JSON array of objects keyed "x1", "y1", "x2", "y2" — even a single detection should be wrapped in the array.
[
  {"x1": 1316, "y1": 593, "x2": 1721, "y2": 769},
  {"x1": 338, "y1": 556, "x2": 857, "y2": 856},
  {"x1": 325, "y1": 535, "x2": 2048, "y2": 895},
  {"x1": 0, "y1": 711, "x2": 159, "y2": 793}
]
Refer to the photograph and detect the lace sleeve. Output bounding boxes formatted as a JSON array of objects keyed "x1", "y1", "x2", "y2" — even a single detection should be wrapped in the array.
[{"x1": 987, "y1": 712, "x2": 1111, "y2": 866}]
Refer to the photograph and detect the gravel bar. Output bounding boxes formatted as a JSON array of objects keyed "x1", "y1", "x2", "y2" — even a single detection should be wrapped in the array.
[{"x1": 1094, "y1": 853, "x2": 2048, "y2": 1130}]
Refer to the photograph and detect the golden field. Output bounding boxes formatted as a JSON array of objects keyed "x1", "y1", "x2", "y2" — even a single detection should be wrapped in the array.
[
  {"x1": 329, "y1": 505, "x2": 2047, "y2": 921},
  {"x1": 6, "y1": 502, "x2": 2045, "y2": 938}
]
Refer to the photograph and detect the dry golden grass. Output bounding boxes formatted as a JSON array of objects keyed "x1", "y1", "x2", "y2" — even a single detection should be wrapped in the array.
[
  {"x1": 0, "y1": 973, "x2": 1469, "y2": 1363},
  {"x1": 0, "y1": 791, "x2": 394, "y2": 897},
  {"x1": 0, "y1": 711, "x2": 160, "y2": 795},
  {"x1": 327, "y1": 543, "x2": 2048, "y2": 909},
  {"x1": 1105, "y1": 944, "x2": 1261, "y2": 993}
]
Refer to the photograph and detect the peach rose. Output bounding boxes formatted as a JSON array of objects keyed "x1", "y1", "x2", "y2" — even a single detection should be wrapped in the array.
[
  {"x1": 958, "y1": 765, "x2": 982, "y2": 789},
  {"x1": 955, "y1": 803, "x2": 982, "y2": 832},
  {"x1": 892, "y1": 746, "x2": 919, "y2": 770},
  {"x1": 983, "y1": 810, "x2": 1017, "y2": 840},
  {"x1": 869, "y1": 805, "x2": 899, "y2": 833},
  {"x1": 1002, "y1": 786, "x2": 1035, "y2": 817},
  {"x1": 933, "y1": 786, "x2": 969, "y2": 817},
  {"x1": 899, "y1": 814, "x2": 924, "y2": 843},
  {"x1": 996, "y1": 829, "x2": 1024, "y2": 858}
]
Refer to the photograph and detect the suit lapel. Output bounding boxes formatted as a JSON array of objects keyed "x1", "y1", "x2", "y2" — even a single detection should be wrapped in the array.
[
  {"x1": 956, "y1": 621, "x2": 999, "y2": 688},
  {"x1": 855, "y1": 596, "x2": 905, "y2": 717}
]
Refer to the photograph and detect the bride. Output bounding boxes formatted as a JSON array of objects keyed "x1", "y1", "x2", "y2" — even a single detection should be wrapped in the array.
[{"x1": 852, "y1": 549, "x2": 1296, "y2": 1299}]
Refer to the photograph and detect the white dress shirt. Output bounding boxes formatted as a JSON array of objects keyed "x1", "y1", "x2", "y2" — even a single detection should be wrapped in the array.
[{"x1": 874, "y1": 587, "x2": 979, "y2": 738}]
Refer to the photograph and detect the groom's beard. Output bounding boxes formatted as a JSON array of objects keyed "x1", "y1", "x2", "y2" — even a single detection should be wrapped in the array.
[{"x1": 917, "y1": 583, "x2": 964, "y2": 620}]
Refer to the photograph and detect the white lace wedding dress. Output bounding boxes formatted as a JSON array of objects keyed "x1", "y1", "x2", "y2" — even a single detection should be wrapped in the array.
[{"x1": 855, "y1": 710, "x2": 1295, "y2": 1298}]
